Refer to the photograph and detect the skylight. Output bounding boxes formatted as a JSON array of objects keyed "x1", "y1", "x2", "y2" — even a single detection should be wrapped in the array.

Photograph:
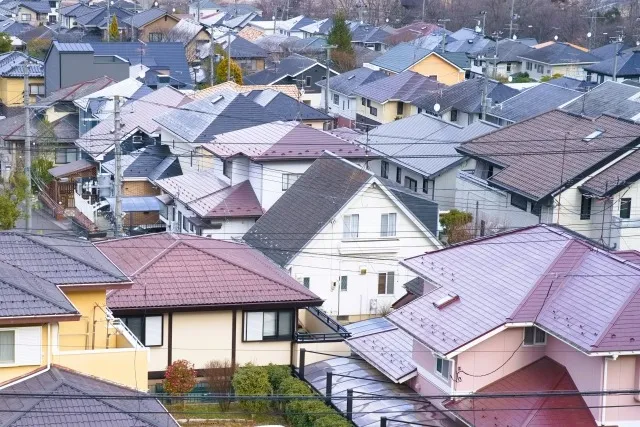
[
  {"x1": 211, "y1": 95, "x2": 224, "y2": 105},
  {"x1": 583, "y1": 129, "x2": 604, "y2": 142},
  {"x1": 433, "y1": 294, "x2": 460, "y2": 309},
  {"x1": 347, "y1": 75, "x2": 356, "y2": 80}
]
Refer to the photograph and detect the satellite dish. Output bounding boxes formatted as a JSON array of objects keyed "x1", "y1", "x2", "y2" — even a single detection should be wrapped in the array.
[
  {"x1": 512, "y1": 34, "x2": 517, "y2": 40},
  {"x1": 587, "y1": 32, "x2": 592, "y2": 38},
  {"x1": 554, "y1": 35, "x2": 558, "y2": 41},
  {"x1": 508, "y1": 76, "x2": 513, "y2": 82},
  {"x1": 433, "y1": 103, "x2": 441, "y2": 112},
  {"x1": 172, "y1": 7, "x2": 176, "y2": 12}
]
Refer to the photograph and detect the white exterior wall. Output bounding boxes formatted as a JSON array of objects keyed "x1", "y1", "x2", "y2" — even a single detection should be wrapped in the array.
[
  {"x1": 288, "y1": 183, "x2": 440, "y2": 317},
  {"x1": 260, "y1": 160, "x2": 315, "y2": 211},
  {"x1": 170, "y1": 201, "x2": 256, "y2": 240},
  {"x1": 611, "y1": 180, "x2": 640, "y2": 250},
  {"x1": 320, "y1": 87, "x2": 355, "y2": 120}
]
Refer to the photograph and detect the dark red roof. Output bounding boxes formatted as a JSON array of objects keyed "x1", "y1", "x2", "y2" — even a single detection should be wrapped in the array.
[
  {"x1": 446, "y1": 357, "x2": 597, "y2": 427},
  {"x1": 98, "y1": 233, "x2": 322, "y2": 310},
  {"x1": 615, "y1": 250, "x2": 640, "y2": 265}
]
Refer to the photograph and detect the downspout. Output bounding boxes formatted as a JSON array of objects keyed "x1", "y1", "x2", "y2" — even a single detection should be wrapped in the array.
[
  {"x1": 47, "y1": 323, "x2": 51, "y2": 369},
  {"x1": 634, "y1": 355, "x2": 640, "y2": 403},
  {"x1": 601, "y1": 356, "x2": 612, "y2": 425}
]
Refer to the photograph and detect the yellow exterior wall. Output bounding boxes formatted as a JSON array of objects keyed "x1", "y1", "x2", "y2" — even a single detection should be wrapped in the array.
[
  {"x1": 186, "y1": 30, "x2": 210, "y2": 63},
  {"x1": 0, "y1": 77, "x2": 44, "y2": 106},
  {"x1": 409, "y1": 54, "x2": 465, "y2": 85},
  {"x1": 58, "y1": 290, "x2": 111, "y2": 351},
  {"x1": 195, "y1": 146, "x2": 215, "y2": 171},
  {"x1": 0, "y1": 324, "x2": 48, "y2": 385},
  {"x1": 356, "y1": 96, "x2": 411, "y2": 125},
  {"x1": 171, "y1": 311, "x2": 234, "y2": 370},
  {"x1": 138, "y1": 15, "x2": 180, "y2": 42}
]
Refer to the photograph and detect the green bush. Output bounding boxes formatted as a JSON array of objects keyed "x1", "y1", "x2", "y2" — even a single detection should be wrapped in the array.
[
  {"x1": 285, "y1": 399, "x2": 330, "y2": 427},
  {"x1": 231, "y1": 363, "x2": 272, "y2": 415},
  {"x1": 314, "y1": 414, "x2": 352, "y2": 427},
  {"x1": 266, "y1": 364, "x2": 290, "y2": 391},
  {"x1": 277, "y1": 376, "x2": 313, "y2": 396}
]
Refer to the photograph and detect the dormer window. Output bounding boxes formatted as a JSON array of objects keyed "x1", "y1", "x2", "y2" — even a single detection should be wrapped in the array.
[{"x1": 583, "y1": 129, "x2": 604, "y2": 142}]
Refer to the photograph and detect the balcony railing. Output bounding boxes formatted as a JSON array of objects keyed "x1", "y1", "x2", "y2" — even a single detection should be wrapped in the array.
[{"x1": 295, "y1": 307, "x2": 351, "y2": 343}]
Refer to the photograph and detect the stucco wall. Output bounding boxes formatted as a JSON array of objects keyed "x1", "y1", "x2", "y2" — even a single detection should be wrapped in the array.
[
  {"x1": 59, "y1": 289, "x2": 109, "y2": 351},
  {"x1": 604, "y1": 355, "x2": 640, "y2": 425},
  {"x1": 170, "y1": 311, "x2": 234, "y2": 369},
  {"x1": 409, "y1": 54, "x2": 465, "y2": 85},
  {"x1": 0, "y1": 77, "x2": 44, "y2": 106},
  {"x1": 137, "y1": 15, "x2": 180, "y2": 42}
]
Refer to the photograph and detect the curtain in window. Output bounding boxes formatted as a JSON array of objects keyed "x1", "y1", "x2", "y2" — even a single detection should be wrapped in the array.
[
  {"x1": 278, "y1": 311, "x2": 292, "y2": 337},
  {"x1": 0, "y1": 331, "x2": 15, "y2": 363},
  {"x1": 386, "y1": 271, "x2": 395, "y2": 294},
  {"x1": 245, "y1": 312, "x2": 263, "y2": 341},
  {"x1": 124, "y1": 317, "x2": 143, "y2": 344},
  {"x1": 263, "y1": 312, "x2": 277, "y2": 337},
  {"x1": 144, "y1": 316, "x2": 163, "y2": 346}
]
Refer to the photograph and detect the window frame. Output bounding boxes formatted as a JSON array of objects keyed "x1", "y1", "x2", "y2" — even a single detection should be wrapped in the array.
[
  {"x1": 333, "y1": 93, "x2": 339, "y2": 105},
  {"x1": 620, "y1": 198, "x2": 631, "y2": 219},
  {"x1": 580, "y1": 195, "x2": 592, "y2": 220},
  {"x1": 435, "y1": 357, "x2": 451, "y2": 380},
  {"x1": 450, "y1": 109, "x2": 458, "y2": 122},
  {"x1": 340, "y1": 275, "x2": 348, "y2": 291},
  {"x1": 510, "y1": 193, "x2": 528, "y2": 211},
  {"x1": 381, "y1": 160, "x2": 389, "y2": 179},
  {"x1": 377, "y1": 271, "x2": 395, "y2": 295},
  {"x1": 343, "y1": 214, "x2": 359, "y2": 239},
  {"x1": 380, "y1": 213, "x2": 397, "y2": 237},
  {"x1": 242, "y1": 309, "x2": 294, "y2": 342},
  {"x1": 303, "y1": 277, "x2": 310, "y2": 288},
  {"x1": 121, "y1": 315, "x2": 164, "y2": 347},
  {"x1": 0, "y1": 330, "x2": 15, "y2": 364},
  {"x1": 523, "y1": 326, "x2": 546, "y2": 346},
  {"x1": 396, "y1": 102, "x2": 404, "y2": 115},
  {"x1": 404, "y1": 177, "x2": 417, "y2": 192},
  {"x1": 422, "y1": 178, "x2": 429, "y2": 194},
  {"x1": 222, "y1": 159, "x2": 231, "y2": 179},
  {"x1": 21, "y1": 13, "x2": 31, "y2": 21},
  {"x1": 396, "y1": 167, "x2": 402, "y2": 184},
  {"x1": 305, "y1": 76, "x2": 312, "y2": 87},
  {"x1": 148, "y1": 32, "x2": 164, "y2": 42},
  {"x1": 282, "y1": 173, "x2": 301, "y2": 191}
]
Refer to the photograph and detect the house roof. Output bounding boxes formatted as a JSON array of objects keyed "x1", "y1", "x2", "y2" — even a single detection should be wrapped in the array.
[
  {"x1": 0, "y1": 51, "x2": 43, "y2": 78},
  {"x1": 350, "y1": 23, "x2": 391, "y2": 44},
  {"x1": 167, "y1": 18, "x2": 205, "y2": 44},
  {"x1": 459, "y1": 110, "x2": 640, "y2": 200},
  {"x1": 589, "y1": 41, "x2": 632, "y2": 61},
  {"x1": 370, "y1": 43, "x2": 440, "y2": 73},
  {"x1": 237, "y1": 25, "x2": 263, "y2": 41},
  {"x1": 190, "y1": 80, "x2": 301, "y2": 100},
  {"x1": 584, "y1": 49, "x2": 640, "y2": 77},
  {"x1": 615, "y1": 250, "x2": 640, "y2": 265},
  {"x1": 48, "y1": 159, "x2": 94, "y2": 178},
  {"x1": 388, "y1": 224, "x2": 640, "y2": 355},
  {"x1": 561, "y1": 81, "x2": 640, "y2": 121},
  {"x1": 155, "y1": 169, "x2": 263, "y2": 218},
  {"x1": 288, "y1": 36, "x2": 328, "y2": 53},
  {"x1": 447, "y1": 357, "x2": 597, "y2": 427},
  {"x1": 519, "y1": 42, "x2": 599, "y2": 64},
  {"x1": 121, "y1": 7, "x2": 171, "y2": 29},
  {"x1": 75, "y1": 5, "x2": 132, "y2": 27},
  {"x1": 414, "y1": 77, "x2": 519, "y2": 114},
  {"x1": 356, "y1": 113, "x2": 497, "y2": 177},
  {"x1": 243, "y1": 89, "x2": 330, "y2": 121},
  {"x1": 0, "y1": 19, "x2": 32, "y2": 37},
  {"x1": 475, "y1": 38, "x2": 534, "y2": 63},
  {"x1": 315, "y1": 67, "x2": 387, "y2": 97},
  {"x1": 387, "y1": 22, "x2": 446, "y2": 45},
  {"x1": 243, "y1": 153, "x2": 439, "y2": 267},
  {"x1": 345, "y1": 318, "x2": 417, "y2": 383},
  {"x1": 99, "y1": 233, "x2": 321, "y2": 310},
  {"x1": 580, "y1": 149, "x2": 640, "y2": 196},
  {"x1": 0, "y1": 365, "x2": 178, "y2": 426},
  {"x1": 101, "y1": 144, "x2": 182, "y2": 180},
  {"x1": 18, "y1": 1, "x2": 51, "y2": 13},
  {"x1": 201, "y1": 121, "x2": 365, "y2": 161},
  {"x1": 243, "y1": 53, "x2": 321, "y2": 85},
  {"x1": 153, "y1": 89, "x2": 278, "y2": 145},
  {"x1": 18, "y1": 25, "x2": 56, "y2": 43},
  {"x1": 298, "y1": 17, "x2": 332, "y2": 36},
  {"x1": 353, "y1": 70, "x2": 444, "y2": 104},
  {"x1": 77, "y1": 86, "x2": 189, "y2": 160},
  {"x1": 545, "y1": 75, "x2": 595, "y2": 91},
  {"x1": 225, "y1": 34, "x2": 269, "y2": 58},
  {"x1": 487, "y1": 83, "x2": 581, "y2": 123}
]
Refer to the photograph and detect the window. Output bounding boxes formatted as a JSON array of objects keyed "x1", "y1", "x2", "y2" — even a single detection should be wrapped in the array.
[
  {"x1": 580, "y1": 195, "x2": 592, "y2": 220},
  {"x1": 121, "y1": 315, "x2": 163, "y2": 346},
  {"x1": 531, "y1": 202, "x2": 542, "y2": 216},
  {"x1": 343, "y1": 214, "x2": 359, "y2": 238},
  {"x1": 222, "y1": 159, "x2": 231, "y2": 179},
  {"x1": 333, "y1": 93, "x2": 339, "y2": 105},
  {"x1": 396, "y1": 167, "x2": 402, "y2": 184},
  {"x1": 526, "y1": 61, "x2": 532, "y2": 71},
  {"x1": 621, "y1": 198, "x2": 631, "y2": 219},
  {"x1": 450, "y1": 109, "x2": 458, "y2": 122},
  {"x1": 282, "y1": 173, "x2": 301, "y2": 190},
  {"x1": 523, "y1": 326, "x2": 546, "y2": 346},
  {"x1": 55, "y1": 148, "x2": 77, "y2": 164},
  {"x1": 510, "y1": 193, "x2": 528, "y2": 211},
  {"x1": 468, "y1": 114, "x2": 474, "y2": 125},
  {"x1": 381, "y1": 160, "x2": 389, "y2": 179},
  {"x1": 189, "y1": 222, "x2": 194, "y2": 232},
  {"x1": 480, "y1": 219, "x2": 486, "y2": 236},
  {"x1": 303, "y1": 277, "x2": 310, "y2": 288},
  {"x1": 436, "y1": 357, "x2": 451, "y2": 380},
  {"x1": 506, "y1": 62, "x2": 512, "y2": 72},
  {"x1": 404, "y1": 177, "x2": 417, "y2": 192},
  {"x1": 172, "y1": 206, "x2": 176, "y2": 221},
  {"x1": 487, "y1": 165, "x2": 494, "y2": 178},
  {"x1": 381, "y1": 213, "x2": 397, "y2": 237},
  {"x1": 378, "y1": 272, "x2": 395, "y2": 294},
  {"x1": 178, "y1": 211, "x2": 182, "y2": 230},
  {"x1": 149, "y1": 32, "x2": 163, "y2": 42},
  {"x1": 473, "y1": 59, "x2": 481, "y2": 67},
  {"x1": 396, "y1": 102, "x2": 404, "y2": 115},
  {"x1": 29, "y1": 84, "x2": 45, "y2": 96},
  {"x1": 21, "y1": 13, "x2": 31, "y2": 21},
  {"x1": 182, "y1": 214, "x2": 188, "y2": 231},
  {"x1": 305, "y1": 76, "x2": 311, "y2": 87},
  {"x1": 340, "y1": 275, "x2": 348, "y2": 291},
  {"x1": 361, "y1": 97, "x2": 366, "y2": 106},
  {"x1": 243, "y1": 310, "x2": 293, "y2": 341},
  {"x1": 0, "y1": 330, "x2": 15, "y2": 363},
  {"x1": 423, "y1": 178, "x2": 428, "y2": 194},
  {"x1": 369, "y1": 106, "x2": 377, "y2": 116},
  {"x1": 417, "y1": 108, "x2": 422, "y2": 114}
]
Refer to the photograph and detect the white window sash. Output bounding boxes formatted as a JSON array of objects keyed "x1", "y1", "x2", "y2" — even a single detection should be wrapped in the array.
[{"x1": 144, "y1": 315, "x2": 162, "y2": 346}]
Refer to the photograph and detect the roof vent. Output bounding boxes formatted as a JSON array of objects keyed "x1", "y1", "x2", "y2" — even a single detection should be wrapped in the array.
[
  {"x1": 583, "y1": 129, "x2": 604, "y2": 142},
  {"x1": 433, "y1": 294, "x2": 460, "y2": 309},
  {"x1": 211, "y1": 95, "x2": 224, "y2": 104}
]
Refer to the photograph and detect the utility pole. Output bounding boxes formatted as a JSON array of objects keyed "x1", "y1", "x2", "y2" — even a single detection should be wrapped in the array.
[
  {"x1": 613, "y1": 33, "x2": 622, "y2": 81},
  {"x1": 226, "y1": 31, "x2": 231, "y2": 81},
  {"x1": 209, "y1": 28, "x2": 215, "y2": 86},
  {"x1": 113, "y1": 95, "x2": 122, "y2": 237},
  {"x1": 130, "y1": 0, "x2": 136, "y2": 42},
  {"x1": 324, "y1": 45, "x2": 335, "y2": 114},
  {"x1": 23, "y1": 62, "x2": 32, "y2": 232},
  {"x1": 196, "y1": 0, "x2": 200, "y2": 23},
  {"x1": 421, "y1": 0, "x2": 426, "y2": 22},
  {"x1": 106, "y1": 0, "x2": 110, "y2": 42},
  {"x1": 508, "y1": 0, "x2": 516, "y2": 39},
  {"x1": 480, "y1": 71, "x2": 488, "y2": 120},
  {"x1": 438, "y1": 18, "x2": 450, "y2": 52}
]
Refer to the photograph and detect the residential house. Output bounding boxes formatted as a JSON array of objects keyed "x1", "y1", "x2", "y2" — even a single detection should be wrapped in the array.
[
  {"x1": 485, "y1": 82, "x2": 581, "y2": 126},
  {"x1": 120, "y1": 8, "x2": 180, "y2": 42},
  {"x1": 386, "y1": 22, "x2": 447, "y2": 45},
  {"x1": 222, "y1": 12, "x2": 260, "y2": 31},
  {"x1": 350, "y1": 22, "x2": 392, "y2": 52},
  {"x1": 584, "y1": 47, "x2": 640, "y2": 83},
  {"x1": 366, "y1": 43, "x2": 467, "y2": 85},
  {"x1": 277, "y1": 15, "x2": 315, "y2": 38},
  {"x1": 412, "y1": 77, "x2": 519, "y2": 125},
  {"x1": 45, "y1": 159, "x2": 97, "y2": 210},
  {"x1": 237, "y1": 24, "x2": 264, "y2": 41},
  {"x1": 213, "y1": 34, "x2": 268, "y2": 73},
  {"x1": 0, "y1": 51, "x2": 44, "y2": 106},
  {"x1": 518, "y1": 42, "x2": 599, "y2": 80},
  {"x1": 352, "y1": 70, "x2": 444, "y2": 129},
  {"x1": 73, "y1": 5, "x2": 133, "y2": 40},
  {"x1": 561, "y1": 80, "x2": 640, "y2": 121},
  {"x1": 58, "y1": 3, "x2": 100, "y2": 28},
  {"x1": 244, "y1": 152, "x2": 442, "y2": 319},
  {"x1": 470, "y1": 38, "x2": 534, "y2": 78},
  {"x1": 316, "y1": 67, "x2": 387, "y2": 128},
  {"x1": 188, "y1": 0, "x2": 222, "y2": 19},
  {"x1": 445, "y1": 27, "x2": 494, "y2": 56},
  {"x1": 167, "y1": 18, "x2": 209, "y2": 63},
  {"x1": 243, "y1": 53, "x2": 338, "y2": 107},
  {"x1": 190, "y1": 79, "x2": 301, "y2": 100},
  {"x1": 0, "y1": 232, "x2": 148, "y2": 390},
  {"x1": 298, "y1": 17, "x2": 332, "y2": 38},
  {"x1": 288, "y1": 36, "x2": 328, "y2": 58},
  {"x1": 16, "y1": 1, "x2": 49, "y2": 26},
  {"x1": 455, "y1": 109, "x2": 640, "y2": 250},
  {"x1": 96, "y1": 232, "x2": 348, "y2": 382},
  {"x1": 589, "y1": 41, "x2": 632, "y2": 61},
  {"x1": 243, "y1": 89, "x2": 331, "y2": 128},
  {"x1": 357, "y1": 113, "x2": 498, "y2": 211},
  {"x1": 386, "y1": 224, "x2": 640, "y2": 427}
]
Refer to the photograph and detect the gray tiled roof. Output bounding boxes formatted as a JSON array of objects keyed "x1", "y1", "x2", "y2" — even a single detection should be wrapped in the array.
[
  {"x1": 519, "y1": 42, "x2": 599, "y2": 64},
  {"x1": 588, "y1": 42, "x2": 631, "y2": 61},
  {"x1": 353, "y1": 70, "x2": 444, "y2": 104},
  {"x1": 18, "y1": 1, "x2": 51, "y2": 13},
  {"x1": 243, "y1": 53, "x2": 319, "y2": 85},
  {"x1": 561, "y1": 80, "x2": 640, "y2": 120},
  {"x1": 102, "y1": 144, "x2": 182, "y2": 180},
  {"x1": 52, "y1": 41, "x2": 93, "y2": 52},
  {"x1": 228, "y1": 34, "x2": 268, "y2": 58},
  {"x1": 580, "y1": 149, "x2": 640, "y2": 196},
  {"x1": 121, "y1": 7, "x2": 169, "y2": 28},
  {"x1": 584, "y1": 49, "x2": 640, "y2": 77},
  {"x1": 0, "y1": 51, "x2": 43, "y2": 78},
  {"x1": 370, "y1": 42, "x2": 430, "y2": 72},
  {"x1": 487, "y1": 82, "x2": 581, "y2": 123},
  {"x1": 245, "y1": 89, "x2": 330, "y2": 121},
  {"x1": 315, "y1": 67, "x2": 387, "y2": 97},
  {"x1": 475, "y1": 38, "x2": 533, "y2": 63},
  {"x1": 0, "y1": 366, "x2": 178, "y2": 426},
  {"x1": 350, "y1": 23, "x2": 390, "y2": 44}
]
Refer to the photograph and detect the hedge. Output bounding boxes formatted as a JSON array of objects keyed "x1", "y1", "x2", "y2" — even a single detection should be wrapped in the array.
[
  {"x1": 266, "y1": 364, "x2": 290, "y2": 391},
  {"x1": 314, "y1": 414, "x2": 353, "y2": 427},
  {"x1": 277, "y1": 376, "x2": 313, "y2": 396},
  {"x1": 231, "y1": 363, "x2": 272, "y2": 414},
  {"x1": 285, "y1": 399, "x2": 331, "y2": 427}
]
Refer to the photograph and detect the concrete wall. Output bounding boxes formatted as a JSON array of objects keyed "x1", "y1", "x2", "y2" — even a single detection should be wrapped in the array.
[{"x1": 409, "y1": 54, "x2": 465, "y2": 85}]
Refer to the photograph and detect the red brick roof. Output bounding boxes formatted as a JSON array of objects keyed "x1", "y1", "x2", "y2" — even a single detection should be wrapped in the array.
[
  {"x1": 98, "y1": 233, "x2": 322, "y2": 310},
  {"x1": 446, "y1": 357, "x2": 597, "y2": 427}
]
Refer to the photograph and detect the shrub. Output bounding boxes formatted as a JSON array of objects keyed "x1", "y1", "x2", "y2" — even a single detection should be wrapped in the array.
[
  {"x1": 232, "y1": 363, "x2": 272, "y2": 415},
  {"x1": 277, "y1": 376, "x2": 313, "y2": 396},
  {"x1": 163, "y1": 359, "x2": 197, "y2": 409},
  {"x1": 266, "y1": 364, "x2": 290, "y2": 391},
  {"x1": 203, "y1": 359, "x2": 237, "y2": 412},
  {"x1": 314, "y1": 414, "x2": 352, "y2": 427},
  {"x1": 440, "y1": 209, "x2": 474, "y2": 244},
  {"x1": 285, "y1": 399, "x2": 330, "y2": 427}
]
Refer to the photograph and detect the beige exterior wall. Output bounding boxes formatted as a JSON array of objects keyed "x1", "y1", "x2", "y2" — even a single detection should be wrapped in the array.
[
  {"x1": 16, "y1": 6, "x2": 46, "y2": 27},
  {"x1": 186, "y1": 30, "x2": 210, "y2": 63},
  {"x1": 356, "y1": 96, "x2": 404, "y2": 125},
  {"x1": 0, "y1": 77, "x2": 44, "y2": 106},
  {"x1": 605, "y1": 355, "x2": 640, "y2": 425},
  {"x1": 123, "y1": 180, "x2": 160, "y2": 197},
  {"x1": 170, "y1": 311, "x2": 233, "y2": 370},
  {"x1": 137, "y1": 15, "x2": 180, "y2": 42},
  {"x1": 409, "y1": 54, "x2": 465, "y2": 85}
]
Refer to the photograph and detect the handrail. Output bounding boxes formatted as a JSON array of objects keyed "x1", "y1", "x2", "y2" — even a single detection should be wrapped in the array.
[
  {"x1": 306, "y1": 306, "x2": 351, "y2": 335},
  {"x1": 294, "y1": 331, "x2": 350, "y2": 342}
]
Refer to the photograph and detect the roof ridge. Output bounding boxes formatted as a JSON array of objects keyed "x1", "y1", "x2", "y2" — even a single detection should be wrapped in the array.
[
  {"x1": 521, "y1": 363, "x2": 572, "y2": 426},
  {"x1": 0, "y1": 370, "x2": 63, "y2": 425},
  {"x1": 130, "y1": 239, "x2": 182, "y2": 277}
]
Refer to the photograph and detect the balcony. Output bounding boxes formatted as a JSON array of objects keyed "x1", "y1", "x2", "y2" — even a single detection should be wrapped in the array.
[{"x1": 295, "y1": 307, "x2": 351, "y2": 343}]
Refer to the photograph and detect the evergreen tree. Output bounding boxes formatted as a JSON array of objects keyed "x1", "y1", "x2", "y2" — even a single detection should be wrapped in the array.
[
  {"x1": 109, "y1": 15, "x2": 119, "y2": 41},
  {"x1": 216, "y1": 57, "x2": 243, "y2": 84},
  {"x1": 327, "y1": 10, "x2": 353, "y2": 53},
  {"x1": 0, "y1": 32, "x2": 11, "y2": 53}
]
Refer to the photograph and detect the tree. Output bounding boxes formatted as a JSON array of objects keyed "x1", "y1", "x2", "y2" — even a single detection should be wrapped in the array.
[
  {"x1": 109, "y1": 15, "x2": 119, "y2": 41},
  {"x1": 27, "y1": 39, "x2": 51, "y2": 60},
  {"x1": 163, "y1": 359, "x2": 196, "y2": 408},
  {"x1": 327, "y1": 10, "x2": 353, "y2": 53},
  {"x1": 440, "y1": 209, "x2": 474, "y2": 244},
  {"x1": 0, "y1": 173, "x2": 29, "y2": 230},
  {"x1": 540, "y1": 73, "x2": 564, "y2": 82},
  {"x1": 0, "y1": 32, "x2": 11, "y2": 53},
  {"x1": 203, "y1": 359, "x2": 237, "y2": 412},
  {"x1": 215, "y1": 57, "x2": 243, "y2": 84},
  {"x1": 32, "y1": 157, "x2": 53, "y2": 191}
]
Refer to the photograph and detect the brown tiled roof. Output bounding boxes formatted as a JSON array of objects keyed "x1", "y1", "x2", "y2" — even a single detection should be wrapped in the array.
[
  {"x1": 458, "y1": 110, "x2": 640, "y2": 200},
  {"x1": 99, "y1": 233, "x2": 322, "y2": 310},
  {"x1": 237, "y1": 25, "x2": 264, "y2": 42},
  {"x1": 191, "y1": 81, "x2": 301, "y2": 100},
  {"x1": 580, "y1": 149, "x2": 640, "y2": 196},
  {"x1": 447, "y1": 357, "x2": 597, "y2": 427}
]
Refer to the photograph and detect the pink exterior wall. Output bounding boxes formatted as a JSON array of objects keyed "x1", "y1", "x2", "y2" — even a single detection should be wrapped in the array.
[
  {"x1": 412, "y1": 339, "x2": 451, "y2": 390},
  {"x1": 545, "y1": 335, "x2": 603, "y2": 422},
  {"x1": 605, "y1": 355, "x2": 640, "y2": 425},
  {"x1": 455, "y1": 328, "x2": 546, "y2": 392}
]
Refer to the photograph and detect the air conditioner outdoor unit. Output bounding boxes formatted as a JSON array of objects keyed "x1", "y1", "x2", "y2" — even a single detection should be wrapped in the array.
[{"x1": 170, "y1": 221, "x2": 180, "y2": 233}]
